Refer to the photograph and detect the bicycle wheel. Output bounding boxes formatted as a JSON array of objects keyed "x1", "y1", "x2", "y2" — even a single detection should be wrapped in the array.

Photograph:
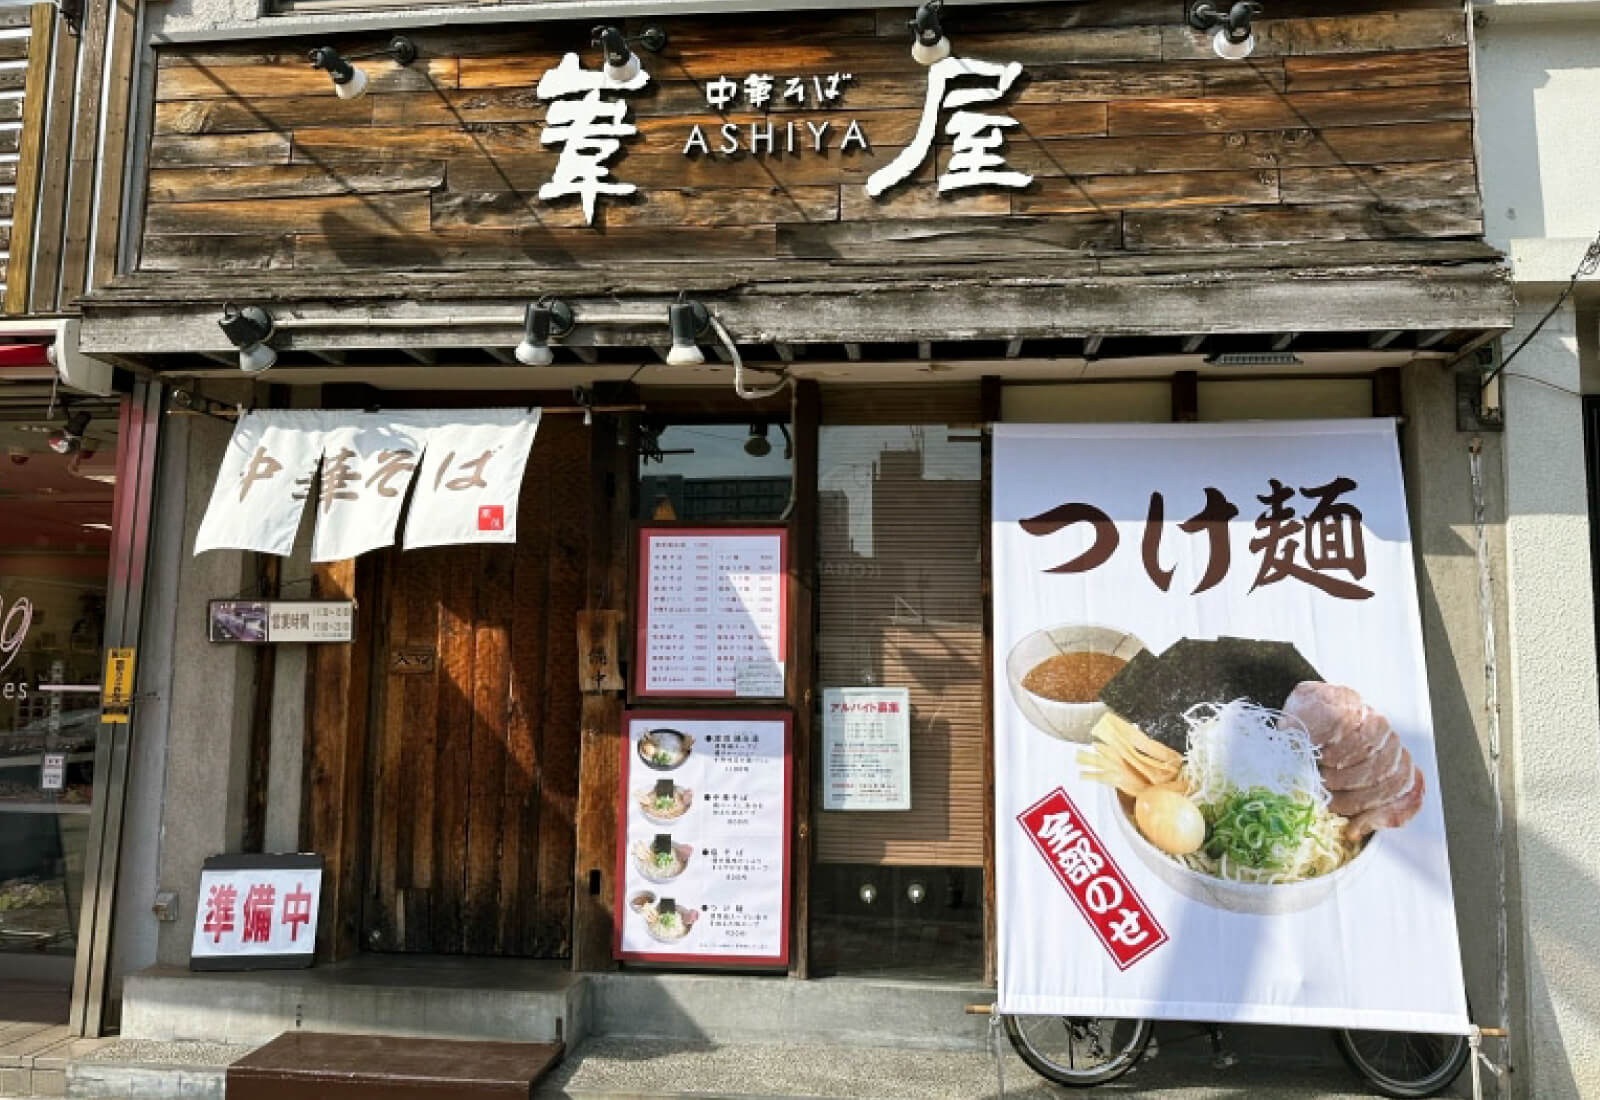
[
  {"x1": 1004, "y1": 1014, "x2": 1153, "y2": 1087},
  {"x1": 1336, "y1": 1027, "x2": 1470, "y2": 1099}
]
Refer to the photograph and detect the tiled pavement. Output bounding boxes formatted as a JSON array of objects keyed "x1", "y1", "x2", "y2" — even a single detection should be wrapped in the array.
[{"x1": 0, "y1": 983, "x2": 114, "y2": 1099}]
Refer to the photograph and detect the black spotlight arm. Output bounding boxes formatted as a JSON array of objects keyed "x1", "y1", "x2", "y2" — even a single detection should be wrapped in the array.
[
  {"x1": 1189, "y1": 0, "x2": 1260, "y2": 38},
  {"x1": 910, "y1": 0, "x2": 944, "y2": 44},
  {"x1": 308, "y1": 35, "x2": 418, "y2": 72},
  {"x1": 592, "y1": 24, "x2": 669, "y2": 59}
]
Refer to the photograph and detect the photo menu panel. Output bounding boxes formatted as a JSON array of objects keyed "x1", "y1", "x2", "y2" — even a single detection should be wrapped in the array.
[
  {"x1": 613, "y1": 711, "x2": 791, "y2": 966},
  {"x1": 636, "y1": 527, "x2": 787, "y2": 698}
]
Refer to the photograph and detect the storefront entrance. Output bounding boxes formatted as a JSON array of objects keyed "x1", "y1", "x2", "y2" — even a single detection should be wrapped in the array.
[
  {"x1": 358, "y1": 416, "x2": 590, "y2": 958},
  {"x1": 0, "y1": 395, "x2": 124, "y2": 1018}
]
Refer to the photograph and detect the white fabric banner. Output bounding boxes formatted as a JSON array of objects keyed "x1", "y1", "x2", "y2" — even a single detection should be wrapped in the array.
[
  {"x1": 193, "y1": 410, "x2": 328, "y2": 558},
  {"x1": 309, "y1": 419, "x2": 429, "y2": 562},
  {"x1": 993, "y1": 420, "x2": 1469, "y2": 1035},
  {"x1": 402, "y1": 409, "x2": 541, "y2": 551},
  {"x1": 194, "y1": 409, "x2": 540, "y2": 560}
]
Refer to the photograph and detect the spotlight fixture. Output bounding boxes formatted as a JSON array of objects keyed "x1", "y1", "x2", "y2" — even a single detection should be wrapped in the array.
[
  {"x1": 907, "y1": 881, "x2": 928, "y2": 905},
  {"x1": 1189, "y1": 1, "x2": 1260, "y2": 60},
  {"x1": 218, "y1": 303, "x2": 277, "y2": 374},
  {"x1": 743, "y1": 423, "x2": 771, "y2": 457},
  {"x1": 666, "y1": 300, "x2": 712, "y2": 367},
  {"x1": 514, "y1": 298, "x2": 575, "y2": 366},
  {"x1": 858, "y1": 883, "x2": 878, "y2": 905},
  {"x1": 591, "y1": 25, "x2": 667, "y2": 84},
  {"x1": 307, "y1": 36, "x2": 418, "y2": 100},
  {"x1": 48, "y1": 410, "x2": 91, "y2": 456},
  {"x1": 909, "y1": 0, "x2": 951, "y2": 65}
]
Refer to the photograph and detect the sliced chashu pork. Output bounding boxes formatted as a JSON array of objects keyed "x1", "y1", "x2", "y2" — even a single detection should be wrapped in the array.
[
  {"x1": 1329, "y1": 756, "x2": 1415, "y2": 817},
  {"x1": 1346, "y1": 767, "x2": 1425, "y2": 840},
  {"x1": 1323, "y1": 726, "x2": 1406, "y2": 791},
  {"x1": 1284, "y1": 681, "x2": 1425, "y2": 839},
  {"x1": 1284, "y1": 682, "x2": 1390, "y2": 769}
]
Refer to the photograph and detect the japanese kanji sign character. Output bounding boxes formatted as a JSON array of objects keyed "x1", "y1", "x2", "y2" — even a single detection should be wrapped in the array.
[
  {"x1": 238, "y1": 447, "x2": 282, "y2": 502},
  {"x1": 866, "y1": 56, "x2": 1031, "y2": 197},
  {"x1": 282, "y1": 884, "x2": 313, "y2": 942},
  {"x1": 240, "y1": 884, "x2": 275, "y2": 944},
  {"x1": 535, "y1": 52, "x2": 650, "y2": 225},
  {"x1": 202, "y1": 883, "x2": 237, "y2": 944},
  {"x1": 744, "y1": 73, "x2": 774, "y2": 110},
  {"x1": 1249, "y1": 477, "x2": 1373, "y2": 600},
  {"x1": 704, "y1": 74, "x2": 739, "y2": 109},
  {"x1": 318, "y1": 447, "x2": 361, "y2": 513}
]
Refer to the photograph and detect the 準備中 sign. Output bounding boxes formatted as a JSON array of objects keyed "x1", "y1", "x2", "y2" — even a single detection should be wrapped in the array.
[{"x1": 190, "y1": 853, "x2": 323, "y2": 970}]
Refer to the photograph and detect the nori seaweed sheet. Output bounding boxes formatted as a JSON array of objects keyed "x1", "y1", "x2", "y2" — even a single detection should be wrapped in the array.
[{"x1": 1097, "y1": 637, "x2": 1322, "y2": 751}]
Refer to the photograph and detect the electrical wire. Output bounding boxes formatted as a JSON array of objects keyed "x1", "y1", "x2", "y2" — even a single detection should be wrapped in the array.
[
  {"x1": 1483, "y1": 229, "x2": 1600, "y2": 392},
  {"x1": 709, "y1": 314, "x2": 790, "y2": 401}
]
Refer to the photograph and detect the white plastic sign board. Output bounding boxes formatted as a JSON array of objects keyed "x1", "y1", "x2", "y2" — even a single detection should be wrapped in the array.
[
  {"x1": 822, "y1": 687, "x2": 912, "y2": 810},
  {"x1": 635, "y1": 527, "x2": 787, "y2": 698},
  {"x1": 993, "y1": 421, "x2": 1469, "y2": 1035},
  {"x1": 614, "y1": 711, "x2": 791, "y2": 966},
  {"x1": 190, "y1": 853, "x2": 323, "y2": 970}
]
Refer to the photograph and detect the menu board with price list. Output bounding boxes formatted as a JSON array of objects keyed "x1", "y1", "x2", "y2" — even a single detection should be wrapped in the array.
[
  {"x1": 635, "y1": 527, "x2": 787, "y2": 698},
  {"x1": 613, "y1": 711, "x2": 791, "y2": 966}
]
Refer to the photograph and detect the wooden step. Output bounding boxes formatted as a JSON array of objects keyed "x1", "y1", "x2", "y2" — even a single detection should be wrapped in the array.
[{"x1": 225, "y1": 1031, "x2": 563, "y2": 1099}]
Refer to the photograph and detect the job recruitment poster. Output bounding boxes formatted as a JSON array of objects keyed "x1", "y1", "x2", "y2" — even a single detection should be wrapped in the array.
[
  {"x1": 993, "y1": 421, "x2": 1468, "y2": 1034},
  {"x1": 614, "y1": 711, "x2": 790, "y2": 966}
]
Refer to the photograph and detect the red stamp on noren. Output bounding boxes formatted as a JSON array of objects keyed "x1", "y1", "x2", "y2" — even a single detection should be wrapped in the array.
[
  {"x1": 477, "y1": 505, "x2": 505, "y2": 532},
  {"x1": 1018, "y1": 787, "x2": 1168, "y2": 970}
]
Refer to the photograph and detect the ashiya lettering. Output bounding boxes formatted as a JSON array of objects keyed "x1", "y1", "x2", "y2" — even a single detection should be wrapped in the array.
[{"x1": 531, "y1": 54, "x2": 1033, "y2": 223}]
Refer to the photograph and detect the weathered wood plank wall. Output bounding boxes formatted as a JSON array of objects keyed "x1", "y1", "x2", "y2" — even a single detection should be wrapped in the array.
[{"x1": 137, "y1": 0, "x2": 1480, "y2": 275}]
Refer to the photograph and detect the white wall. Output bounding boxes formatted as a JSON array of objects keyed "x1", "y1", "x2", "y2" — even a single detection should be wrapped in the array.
[{"x1": 1476, "y1": 3, "x2": 1600, "y2": 1095}]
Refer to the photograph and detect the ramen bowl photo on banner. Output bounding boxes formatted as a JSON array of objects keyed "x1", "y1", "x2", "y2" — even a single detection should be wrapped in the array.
[{"x1": 993, "y1": 420, "x2": 1469, "y2": 1035}]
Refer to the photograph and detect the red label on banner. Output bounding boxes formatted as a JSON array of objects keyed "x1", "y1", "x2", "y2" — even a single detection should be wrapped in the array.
[
  {"x1": 1018, "y1": 787, "x2": 1168, "y2": 970},
  {"x1": 477, "y1": 505, "x2": 505, "y2": 531}
]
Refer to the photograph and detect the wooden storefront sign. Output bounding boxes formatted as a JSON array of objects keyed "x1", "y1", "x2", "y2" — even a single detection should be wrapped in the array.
[{"x1": 139, "y1": 2, "x2": 1480, "y2": 276}]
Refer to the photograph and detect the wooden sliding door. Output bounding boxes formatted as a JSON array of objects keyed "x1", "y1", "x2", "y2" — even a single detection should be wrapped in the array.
[{"x1": 360, "y1": 416, "x2": 590, "y2": 957}]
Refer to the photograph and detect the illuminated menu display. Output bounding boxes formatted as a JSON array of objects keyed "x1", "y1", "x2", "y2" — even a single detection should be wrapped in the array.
[
  {"x1": 614, "y1": 711, "x2": 791, "y2": 966},
  {"x1": 636, "y1": 527, "x2": 787, "y2": 698}
]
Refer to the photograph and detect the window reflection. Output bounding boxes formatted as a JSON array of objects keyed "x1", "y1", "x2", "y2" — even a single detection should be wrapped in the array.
[
  {"x1": 0, "y1": 405, "x2": 119, "y2": 962},
  {"x1": 637, "y1": 421, "x2": 794, "y2": 522}
]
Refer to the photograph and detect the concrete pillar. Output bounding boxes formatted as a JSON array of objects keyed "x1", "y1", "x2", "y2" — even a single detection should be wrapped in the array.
[
  {"x1": 1498, "y1": 295, "x2": 1600, "y2": 1100},
  {"x1": 1401, "y1": 361, "x2": 1523, "y2": 1097},
  {"x1": 150, "y1": 415, "x2": 259, "y2": 966}
]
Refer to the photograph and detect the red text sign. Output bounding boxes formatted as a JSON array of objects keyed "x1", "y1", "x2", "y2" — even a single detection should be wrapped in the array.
[
  {"x1": 1018, "y1": 787, "x2": 1168, "y2": 970},
  {"x1": 478, "y1": 504, "x2": 505, "y2": 531}
]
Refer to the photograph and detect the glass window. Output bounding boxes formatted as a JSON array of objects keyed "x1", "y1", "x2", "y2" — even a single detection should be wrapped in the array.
[
  {"x1": 636, "y1": 421, "x2": 793, "y2": 522},
  {"x1": 0, "y1": 403, "x2": 119, "y2": 978},
  {"x1": 810, "y1": 424, "x2": 985, "y2": 978}
]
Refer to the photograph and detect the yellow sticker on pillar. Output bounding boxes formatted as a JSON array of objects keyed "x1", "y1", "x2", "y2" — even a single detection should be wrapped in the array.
[{"x1": 102, "y1": 646, "x2": 135, "y2": 722}]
